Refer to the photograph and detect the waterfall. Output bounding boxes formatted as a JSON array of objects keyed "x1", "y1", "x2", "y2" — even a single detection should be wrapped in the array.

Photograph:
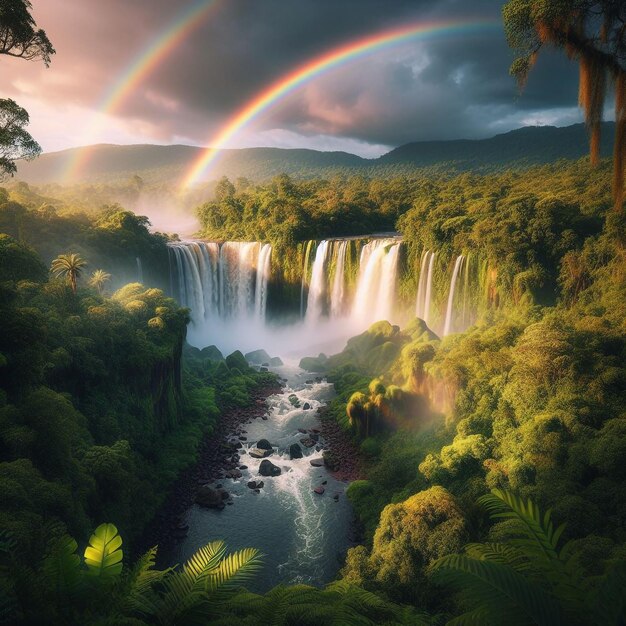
[
  {"x1": 305, "y1": 241, "x2": 330, "y2": 324},
  {"x1": 415, "y1": 250, "x2": 431, "y2": 318},
  {"x1": 352, "y1": 239, "x2": 401, "y2": 327},
  {"x1": 254, "y1": 244, "x2": 272, "y2": 322},
  {"x1": 443, "y1": 255, "x2": 464, "y2": 336},
  {"x1": 423, "y1": 251, "x2": 436, "y2": 325},
  {"x1": 168, "y1": 236, "x2": 421, "y2": 353},
  {"x1": 300, "y1": 240, "x2": 314, "y2": 318},
  {"x1": 330, "y1": 240, "x2": 348, "y2": 317},
  {"x1": 136, "y1": 257, "x2": 143, "y2": 283}
]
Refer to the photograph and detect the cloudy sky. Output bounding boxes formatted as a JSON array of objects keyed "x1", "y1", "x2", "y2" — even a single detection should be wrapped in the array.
[{"x1": 2, "y1": 0, "x2": 584, "y2": 157}]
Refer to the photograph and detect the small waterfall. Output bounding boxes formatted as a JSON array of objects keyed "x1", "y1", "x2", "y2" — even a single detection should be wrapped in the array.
[
  {"x1": 254, "y1": 244, "x2": 272, "y2": 322},
  {"x1": 415, "y1": 249, "x2": 431, "y2": 318},
  {"x1": 330, "y1": 240, "x2": 348, "y2": 317},
  {"x1": 305, "y1": 241, "x2": 330, "y2": 324},
  {"x1": 423, "y1": 251, "x2": 436, "y2": 325},
  {"x1": 300, "y1": 240, "x2": 314, "y2": 318},
  {"x1": 352, "y1": 239, "x2": 401, "y2": 327},
  {"x1": 443, "y1": 255, "x2": 465, "y2": 336},
  {"x1": 136, "y1": 257, "x2": 143, "y2": 283}
]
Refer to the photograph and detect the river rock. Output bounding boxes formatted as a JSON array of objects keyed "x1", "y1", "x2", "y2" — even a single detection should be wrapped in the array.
[
  {"x1": 297, "y1": 428, "x2": 308, "y2": 434},
  {"x1": 289, "y1": 443, "x2": 303, "y2": 459},
  {"x1": 195, "y1": 486, "x2": 227, "y2": 509},
  {"x1": 249, "y1": 447, "x2": 272, "y2": 459},
  {"x1": 310, "y1": 459, "x2": 323, "y2": 467},
  {"x1": 313, "y1": 486, "x2": 325, "y2": 495},
  {"x1": 303, "y1": 402, "x2": 311, "y2": 410},
  {"x1": 259, "y1": 460, "x2": 281, "y2": 477},
  {"x1": 224, "y1": 469, "x2": 242, "y2": 479},
  {"x1": 300, "y1": 437, "x2": 316, "y2": 448},
  {"x1": 270, "y1": 356, "x2": 283, "y2": 366},
  {"x1": 245, "y1": 349, "x2": 272, "y2": 364},
  {"x1": 256, "y1": 438, "x2": 273, "y2": 450}
]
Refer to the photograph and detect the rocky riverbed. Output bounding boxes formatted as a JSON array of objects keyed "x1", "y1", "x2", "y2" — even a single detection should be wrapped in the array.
[
  {"x1": 169, "y1": 361, "x2": 359, "y2": 591},
  {"x1": 140, "y1": 380, "x2": 282, "y2": 563}
]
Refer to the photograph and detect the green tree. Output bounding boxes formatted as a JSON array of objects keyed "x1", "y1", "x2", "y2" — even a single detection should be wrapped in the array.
[
  {"x1": 88, "y1": 269, "x2": 111, "y2": 295},
  {"x1": 50, "y1": 253, "x2": 87, "y2": 294},
  {"x1": 0, "y1": 98, "x2": 41, "y2": 179},
  {"x1": 502, "y1": 0, "x2": 626, "y2": 210},
  {"x1": 0, "y1": 0, "x2": 55, "y2": 64},
  {"x1": 0, "y1": 0, "x2": 54, "y2": 178}
]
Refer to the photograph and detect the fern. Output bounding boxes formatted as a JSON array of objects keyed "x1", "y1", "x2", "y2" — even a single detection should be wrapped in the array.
[{"x1": 432, "y1": 554, "x2": 565, "y2": 625}]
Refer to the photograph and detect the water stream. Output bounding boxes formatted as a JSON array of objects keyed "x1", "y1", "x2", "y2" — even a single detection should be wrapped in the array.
[{"x1": 174, "y1": 361, "x2": 354, "y2": 592}]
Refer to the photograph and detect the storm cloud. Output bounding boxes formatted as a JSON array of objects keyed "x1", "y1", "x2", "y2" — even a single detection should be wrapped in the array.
[{"x1": 1, "y1": 0, "x2": 584, "y2": 155}]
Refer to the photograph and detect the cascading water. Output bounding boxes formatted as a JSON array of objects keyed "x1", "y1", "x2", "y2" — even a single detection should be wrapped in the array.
[
  {"x1": 169, "y1": 236, "x2": 480, "y2": 354},
  {"x1": 300, "y1": 240, "x2": 314, "y2": 318},
  {"x1": 423, "y1": 251, "x2": 437, "y2": 325},
  {"x1": 352, "y1": 239, "x2": 401, "y2": 327},
  {"x1": 305, "y1": 240, "x2": 330, "y2": 324},
  {"x1": 415, "y1": 250, "x2": 431, "y2": 318},
  {"x1": 443, "y1": 255, "x2": 464, "y2": 336},
  {"x1": 254, "y1": 244, "x2": 272, "y2": 323},
  {"x1": 136, "y1": 257, "x2": 143, "y2": 283},
  {"x1": 330, "y1": 240, "x2": 349, "y2": 317}
]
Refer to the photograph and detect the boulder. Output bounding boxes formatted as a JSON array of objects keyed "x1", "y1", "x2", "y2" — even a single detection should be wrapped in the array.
[
  {"x1": 244, "y1": 349, "x2": 272, "y2": 364},
  {"x1": 195, "y1": 486, "x2": 227, "y2": 509},
  {"x1": 249, "y1": 447, "x2": 272, "y2": 459},
  {"x1": 313, "y1": 486, "x2": 325, "y2": 495},
  {"x1": 289, "y1": 443, "x2": 303, "y2": 459},
  {"x1": 300, "y1": 437, "x2": 316, "y2": 448},
  {"x1": 299, "y1": 353, "x2": 328, "y2": 372},
  {"x1": 256, "y1": 438, "x2": 273, "y2": 450},
  {"x1": 309, "y1": 459, "x2": 323, "y2": 467},
  {"x1": 200, "y1": 345, "x2": 224, "y2": 361},
  {"x1": 269, "y1": 356, "x2": 284, "y2": 366},
  {"x1": 288, "y1": 394, "x2": 300, "y2": 407},
  {"x1": 303, "y1": 402, "x2": 311, "y2": 410},
  {"x1": 259, "y1": 460, "x2": 281, "y2": 477}
]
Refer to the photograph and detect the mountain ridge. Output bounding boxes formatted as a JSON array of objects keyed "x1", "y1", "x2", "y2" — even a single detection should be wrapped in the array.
[{"x1": 15, "y1": 122, "x2": 615, "y2": 185}]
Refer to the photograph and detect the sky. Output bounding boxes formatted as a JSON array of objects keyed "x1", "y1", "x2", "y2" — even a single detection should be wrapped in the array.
[{"x1": 1, "y1": 0, "x2": 586, "y2": 158}]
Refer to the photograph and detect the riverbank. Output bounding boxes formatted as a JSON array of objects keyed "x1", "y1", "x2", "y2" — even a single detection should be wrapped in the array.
[
  {"x1": 318, "y1": 405, "x2": 363, "y2": 482},
  {"x1": 139, "y1": 380, "x2": 283, "y2": 563}
]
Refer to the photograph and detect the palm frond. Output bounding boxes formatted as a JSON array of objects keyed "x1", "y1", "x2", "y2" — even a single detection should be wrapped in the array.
[
  {"x1": 41, "y1": 535, "x2": 82, "y2": 597},
  {"x1": 588, "y1": 560, "x2": 626, "y2": 625},
  {"x1": 464, "y1": 542, "x2": 531, "y2": 572},
  {"x1": 431, "y1": 553, "x2": 565, "y2": 626},
  {"x1": 206, "y1": 547, "x2": 262, "y2": 592},
  {"x1": 478, "y1": 490, "x2": 563, "y2": 563}
]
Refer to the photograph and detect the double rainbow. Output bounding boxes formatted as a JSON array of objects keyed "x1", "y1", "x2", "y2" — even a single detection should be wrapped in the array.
[
  {"x1": 63, "y1": 0, "x2": 221, "y2": 182},
  {"x1": 181, "y1": 17, "x2": 501, "y2": 188}
]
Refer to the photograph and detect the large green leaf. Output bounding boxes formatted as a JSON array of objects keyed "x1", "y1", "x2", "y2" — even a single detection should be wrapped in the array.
[{"x1": 84, "y1": 523, "x2": 123, "y2": 578}]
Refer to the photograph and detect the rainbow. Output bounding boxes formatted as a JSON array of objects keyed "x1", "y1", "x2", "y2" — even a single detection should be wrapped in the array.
[
  {"x1": 181, "y1": 17, "x2": 501, "y2": 188},
  {"x1": 63, "y1": 0, "x2": 220, "y2": 181}
]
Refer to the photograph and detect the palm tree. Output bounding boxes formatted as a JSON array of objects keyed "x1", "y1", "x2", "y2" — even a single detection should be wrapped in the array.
[
  {"x1": 88, "y1": 269, "x2": 111, "y2": 295},
  {"x1": 50, "y1": 253, "x2": 87, "y2": 294},
  {"x1": 430, "y1": 489, "x2": 626, "y2": 626}
]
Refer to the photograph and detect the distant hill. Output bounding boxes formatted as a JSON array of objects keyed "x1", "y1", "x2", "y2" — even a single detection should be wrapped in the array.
[
  {"x1": 14, "y1": 122, "x2": 615, "y2": 185},
  {"x1": 379, "y1": 122, "x2": 616, "y2": 168}
]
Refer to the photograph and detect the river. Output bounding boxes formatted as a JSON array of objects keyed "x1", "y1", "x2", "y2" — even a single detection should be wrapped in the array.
[{"x1": 173, "y1": 360, "x2": 355, "y2": 592}]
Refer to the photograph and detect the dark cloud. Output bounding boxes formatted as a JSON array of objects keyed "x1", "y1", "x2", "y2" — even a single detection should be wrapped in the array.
[{"x1": 3, "y1": 0, "x2": 586, "y2": 154}]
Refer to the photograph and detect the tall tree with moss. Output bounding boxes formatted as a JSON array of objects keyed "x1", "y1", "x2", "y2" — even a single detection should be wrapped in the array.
[
  {"x1": 502, "y1": 0, "x2": 626, "y2": 212},
  {"x1": 0, "y1": 0, "x2": 55, "y2": 179}
]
